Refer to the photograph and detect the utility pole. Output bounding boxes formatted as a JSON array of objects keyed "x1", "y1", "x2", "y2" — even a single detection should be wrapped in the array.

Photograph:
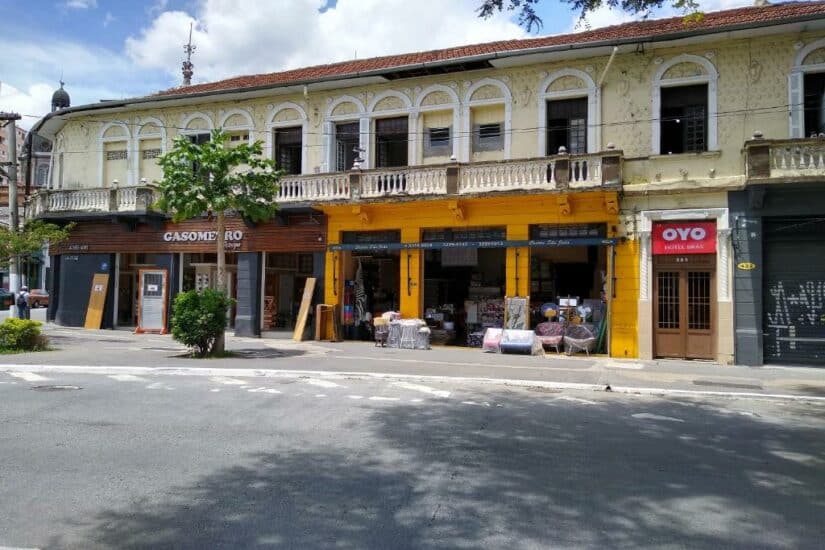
[
  {"x1": 1, "y1": 111, "x2": 22, "y2": 312},
  {"x1": 182, "y1": 22, "x2": 196, "y2": 86}
]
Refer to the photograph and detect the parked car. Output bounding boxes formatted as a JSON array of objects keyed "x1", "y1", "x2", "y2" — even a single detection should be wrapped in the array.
[
  {"x1": 27, "y1": 289, "x2": 49, "y2": 308},
  {"x1": 0, "y1": 289, "x2": 13, "y2": 309}
]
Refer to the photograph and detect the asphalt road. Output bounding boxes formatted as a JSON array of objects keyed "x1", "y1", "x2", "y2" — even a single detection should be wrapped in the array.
[{"x1": 1, "y1": 368, "x2": 824, "y2": 549}]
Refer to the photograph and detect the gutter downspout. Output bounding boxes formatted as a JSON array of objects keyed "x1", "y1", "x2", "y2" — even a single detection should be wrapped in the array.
[{"x1": 598, "y1": 46, "x2": 619, "y2": 88}]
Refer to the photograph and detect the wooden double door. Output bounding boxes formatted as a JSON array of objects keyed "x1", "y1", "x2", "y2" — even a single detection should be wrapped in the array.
[{"x1": 653, "y1": 254, "x2": 716, "y2": 360}]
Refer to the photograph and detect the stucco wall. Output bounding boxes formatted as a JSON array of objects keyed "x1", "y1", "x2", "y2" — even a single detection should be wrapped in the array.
[{"x1": 54, "y1": 31, "x2": 825, "y2": 190}]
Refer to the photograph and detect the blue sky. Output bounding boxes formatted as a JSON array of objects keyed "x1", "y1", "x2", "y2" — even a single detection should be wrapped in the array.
[{"x1": 0, "y1": 0, "x2": 753, "y2": 128}]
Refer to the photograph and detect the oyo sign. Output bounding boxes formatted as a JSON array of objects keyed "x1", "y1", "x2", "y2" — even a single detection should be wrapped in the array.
[{"x1": 652, "y1": 221, "x2": 716, "y2": 255}]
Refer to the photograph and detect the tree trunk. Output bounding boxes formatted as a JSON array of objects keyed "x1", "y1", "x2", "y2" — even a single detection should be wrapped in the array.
[{"x1": 214, "y1": 210, "x2": 227, "y2": 354}]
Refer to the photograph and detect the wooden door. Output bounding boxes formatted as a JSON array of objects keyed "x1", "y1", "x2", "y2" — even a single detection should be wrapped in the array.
[{"x1": 653, "y1": 255, "x2": 715, "y2": 360}]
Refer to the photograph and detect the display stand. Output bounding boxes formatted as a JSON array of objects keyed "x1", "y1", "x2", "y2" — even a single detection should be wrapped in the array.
[{"x1": 135, "y1": 268, "x2": 168, "y2": 334}]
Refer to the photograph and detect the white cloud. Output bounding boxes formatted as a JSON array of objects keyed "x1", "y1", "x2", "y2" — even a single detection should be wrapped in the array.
[
  {"x1": 0, "y1": 39, "x2": 172, "y2": 127},
  {"x1": 65, "y1": 0, "x2": 97, "y2": 8},
  {"x1": 0, "y1": 82, "x2": 53, "y2": 130},
  {"x1": 103, "y1": 12, "x2": 116, "y2": 27},
  {"x1": 126, "y1": 0, "x2": 526, "y2": 83},
  {"x1": 567, "y1": 0, "x2": 754, "y2": 31}
]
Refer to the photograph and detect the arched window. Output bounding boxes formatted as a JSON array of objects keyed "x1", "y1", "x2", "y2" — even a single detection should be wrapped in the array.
[
  {"x1": 98, "y1": 122, "x2": 131, "y2": 186},
  {"x1": 652, "y1": 54, "x2": 718, "y2": 155},
  {"x1": 267, "y1": 102, "x2": 308, "y2": 175},
  {"x1": 537, "y1": 69, "x2": 600, "y2": 156},
  {"x1": 324, "y1": 95, "x2": 367, "y2": 171},
  {"x1": 368, "y1": 91, "x2": 413, "y2": 169},
  {"x1": 137, "y1": 118, "x2": 166, "y2": 184},
  {"x1": 462, "y1": 78, "x2": 513, "y2": 161},
  {"x1": 35, "y1": 163, "x2": 49, "y2": 188},
  {"x1": 790, "y1": 38, "x2": 825, "y2": 138},
  {"x1": 219, "y1": 109, "x2": 254, "y2": 146},
  {"x1": 416, "y1": 85, "x2": 460, "y2": 163}
]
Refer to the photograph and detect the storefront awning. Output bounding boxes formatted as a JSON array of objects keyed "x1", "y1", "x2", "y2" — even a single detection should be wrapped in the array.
[{"x1": 329, "y1": 237, "x2": 617, "y2": 252}]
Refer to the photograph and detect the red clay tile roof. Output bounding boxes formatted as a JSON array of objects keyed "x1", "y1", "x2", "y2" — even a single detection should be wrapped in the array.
[{"x1": 157, "y1": 1, "x2": 825, "y2": 97}]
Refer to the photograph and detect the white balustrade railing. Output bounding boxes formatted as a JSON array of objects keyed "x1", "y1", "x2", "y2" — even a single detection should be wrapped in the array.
[
  {"x1": 47, "y1": 189, "x2": 109, "y2": 212},
  {"x1": 361, "y1": 168, "x2": 447, "y2": 198},
  {"x1": 117, "y1": 187, "x2": 137, "y2": 211},
  {"x1": 568, "y1": 157, "x2": 602, "y2": 188},
  {"x1": 459, "y1": 159, "x2": 556, "y2": 194},
  {"x1": 277, "y1": 173, "x2": 350, "y2": 202},
  {"x1": 770, "y1": 142, "x2": 825, "y2": 176}
]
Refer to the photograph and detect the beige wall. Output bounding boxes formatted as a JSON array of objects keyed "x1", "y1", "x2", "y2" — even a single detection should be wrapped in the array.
[{"x1": 56, "y1": 30, "x2": 825, "y2": 191}]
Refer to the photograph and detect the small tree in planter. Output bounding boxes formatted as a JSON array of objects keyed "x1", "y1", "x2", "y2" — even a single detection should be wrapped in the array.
[
  {"x1": 155, "y1": 129, "x2": 281, "y2": 354},
  {"x1": 170, "y1": 289, "x2": 233, "y2": 357}
]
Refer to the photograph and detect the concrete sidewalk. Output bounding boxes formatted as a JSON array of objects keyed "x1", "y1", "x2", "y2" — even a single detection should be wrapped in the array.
[{"x1": 2, "y1": 323, "x2": 825, "y2": 401}]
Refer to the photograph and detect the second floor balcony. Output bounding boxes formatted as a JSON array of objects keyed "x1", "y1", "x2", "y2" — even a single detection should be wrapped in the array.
[
  {"x1": 745, "y1": 136, "x2": 825, "y2": 180},
  {"x1": 30, "y1": 150, "x2": 622, "y2": 218}
]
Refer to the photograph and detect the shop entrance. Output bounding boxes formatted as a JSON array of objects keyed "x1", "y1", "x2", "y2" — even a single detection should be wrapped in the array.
[
  {"x1": 423, "y1": 247, "x2": 506, "y2": 346},
  {"x1": 528, "y1": 225, "x2": 610, "y2": 354},
  {"x1": 181, "y1": 253, "x2": 238, "y2": 328},
  {"x1": 653, "y1": 254, "x2": 715, "y2": 360},
  {"x1": 341, "y1": 250, "x2": 400, "y2": 340},
  {"x1": 262, "y1": 253, "x2": 315, "y2": 331},
  {"x1": 117, "y1": 253, "x2": 175, "y2": 328}
]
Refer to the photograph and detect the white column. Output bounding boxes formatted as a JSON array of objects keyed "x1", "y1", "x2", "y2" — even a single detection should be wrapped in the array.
[
  {"x1": 407, "y1": 111, "x2": 418, "y2": 166},
  {"x1": 359, "y1": 117, "x2": 371, "y2": 169},
  {"x1": 460, "y1": 106, "x2": 471, "y2": 163},
  {"x1": 717, "y1": 229, "x2": 732, "y2": 301},
  {"x1": 639, "y1": 232, "x2": 651, "y2": 301}
]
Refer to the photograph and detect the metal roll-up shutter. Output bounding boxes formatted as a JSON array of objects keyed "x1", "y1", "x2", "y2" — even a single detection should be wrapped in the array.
[{"x1": 763, "y1": 218, "x2": 825, "y2": 365}]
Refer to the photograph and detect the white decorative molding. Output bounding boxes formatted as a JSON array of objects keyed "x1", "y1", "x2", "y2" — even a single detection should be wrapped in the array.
[
  {"x1": 179, "y1": 112, "x2": 214, "y2": 134},
  {"x1": 367, "y1": 89, "x2": 413, "y2": 114},
  {"x1": 135, "y1": 116, "x2": 167, "y2": 184},
  {"x1": 651, "y1": 54, "x2": 719, "y2": 154},
  {"x1": 536, "y1": 68, "x2": 601, "y2": 156}
]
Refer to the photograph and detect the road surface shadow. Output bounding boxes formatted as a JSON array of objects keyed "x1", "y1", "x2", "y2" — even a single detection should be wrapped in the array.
[{"x1": 60, "y1": 395, "x2": 825, "y2": 549}]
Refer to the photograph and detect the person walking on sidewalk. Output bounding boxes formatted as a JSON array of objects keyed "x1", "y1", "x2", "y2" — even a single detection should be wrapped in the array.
[{"x1": 16, "y1": 286, "x2": 30, "y2": 320}]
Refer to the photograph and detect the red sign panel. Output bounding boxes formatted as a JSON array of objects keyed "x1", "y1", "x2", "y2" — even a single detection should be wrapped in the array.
[{"x1": 652, "y1": 221, "x2": 717, "y2": 255}]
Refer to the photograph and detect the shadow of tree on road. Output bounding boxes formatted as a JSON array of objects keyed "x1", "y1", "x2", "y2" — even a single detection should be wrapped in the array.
[{"x1": 66, "y1": 394, "x2": 825, "y2": 549}]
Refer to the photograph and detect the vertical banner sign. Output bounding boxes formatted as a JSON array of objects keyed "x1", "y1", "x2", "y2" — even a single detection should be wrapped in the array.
[
  {"x1": 652, "y1": 221, "x2": 717, "y2": 255},
  {"x1": 84, "y1": 273, "x2": 110, "y2": 330},
  {"x1": 137, "y1": 268, "x2": 168, "y2": 334}
]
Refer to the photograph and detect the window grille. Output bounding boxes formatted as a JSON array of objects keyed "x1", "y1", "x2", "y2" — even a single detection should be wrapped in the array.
[{"x1": 106, "y1": 150, "x2": 127, "y2": 161}]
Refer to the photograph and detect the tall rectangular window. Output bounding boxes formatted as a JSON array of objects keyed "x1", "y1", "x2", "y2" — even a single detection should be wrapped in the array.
[
  {"x1": 660, "y1": 84, "x2": 707, "y2": 154},
  {"x1": 375, "y1": 116, "x2": 409, "y2": 168},
  {"x1": 804, "y1": 72, "x2": 825, "y2": 137},
  {"x1": 547, "y1": 97, "x2": 587, "y2": 155},
  {"x1": 335, "y1": 122, "x2": 359, "y2": 172},
  {"x1": 274, "y1": 126, "x2": 302, "y2": 175}
]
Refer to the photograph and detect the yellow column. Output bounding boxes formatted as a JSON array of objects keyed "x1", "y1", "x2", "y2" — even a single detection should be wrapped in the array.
[
  {"x1": 324, "y1": 229, "x2": 341, "y2": 308},
  {"x1": 505, "y1": 224, "x2": 530, "y2": 298},
  {"x1": 399, "y1": 226, "x2": 422, "y2": 318},
  {"x1": 609, "y1": 238, "x2": 639, "y2": 359}
]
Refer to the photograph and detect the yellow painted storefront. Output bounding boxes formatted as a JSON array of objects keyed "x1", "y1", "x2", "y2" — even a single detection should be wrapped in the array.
[{"x1": 320, "y1": 191, "x2": 638, "y2": 358}]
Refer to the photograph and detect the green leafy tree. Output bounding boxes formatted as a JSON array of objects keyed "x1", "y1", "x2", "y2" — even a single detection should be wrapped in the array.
[
  {"x1": 155, "y1": 128, "x2": 281, "y2": 352},
  {"x1": 0, "y1": 220, "x2": 73, "y2": 286},
  {"x1": 478, "y1": 0, "x2": 702, "y2": 31}
]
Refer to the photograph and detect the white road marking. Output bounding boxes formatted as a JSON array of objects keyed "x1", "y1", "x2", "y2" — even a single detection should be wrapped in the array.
[
  {"x1": 410, "y1": 398, "x2": 423, "y2": 403},
  {"x1": 304, "y1": 378, "x2": 341, "y2": 389},
  {"x1": 555, "y1": 396, "x2": 599, "y2": 405},
  {"x1": 247, "y1": 387, "x2": 281, "y2": 394},
  {"x1": 348, "y1": 395, "x2": 364, "y2": 400},
  {"x1": 210, "y1": 389, "x2": 221, "y2": 392},
  {"x1": 209, "y1": 377, "x2": 249, "y2": 386},
  {"x1": 461, "y1": 400, "x2": 479, "y2": 405},
  {"x1": 391, "y1": 381, "x2": 451, "y2": 398},
  {"x1": 632, "y1": 413, "x2": 684, "y2": 423},
  {"x1": 368, "y1": 396, "x2": 400, "y2": 401},
  {"x1": 146, "y1": 382, "x2": 174, "y2": 390},
  {"x1": 0, "y1": 545, "x2": 41, "y2": 550},
  {"x1": 8, "y1": 372, "x2": 47, "y2": 382},
  {"x1": 108, "y1": 374, "x2": 146, "y2": 382},
  {"x1": 315, "y1": 394, "x2": 327, "y2": 398},
  {"x1": 604, "y1": 361, "x2": 644, "y2": 370}
]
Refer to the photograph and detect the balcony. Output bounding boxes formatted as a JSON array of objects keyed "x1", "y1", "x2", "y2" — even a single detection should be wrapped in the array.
[
  {"x1": 746, "y1": 137, "x2": 825, "y2": 180},
  {"x1": 278, "y1": 149, "x2": 621, "y2": 204},
  {"x1": 29, "y1": 185, "x2": 161, "y2": 219},
  {"x1": 30, "y1": 151, "x2": 622, "y2": 217}
]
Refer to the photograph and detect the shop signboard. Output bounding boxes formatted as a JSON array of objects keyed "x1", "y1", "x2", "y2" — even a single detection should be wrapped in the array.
[{"x1": 652, "y1": 221, "x2": 716, "y2": 255}]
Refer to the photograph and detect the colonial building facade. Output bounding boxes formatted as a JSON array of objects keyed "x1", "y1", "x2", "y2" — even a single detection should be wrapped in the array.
[{"x1": 27, "y1": 2, "x2": 825, "y2": 364}]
